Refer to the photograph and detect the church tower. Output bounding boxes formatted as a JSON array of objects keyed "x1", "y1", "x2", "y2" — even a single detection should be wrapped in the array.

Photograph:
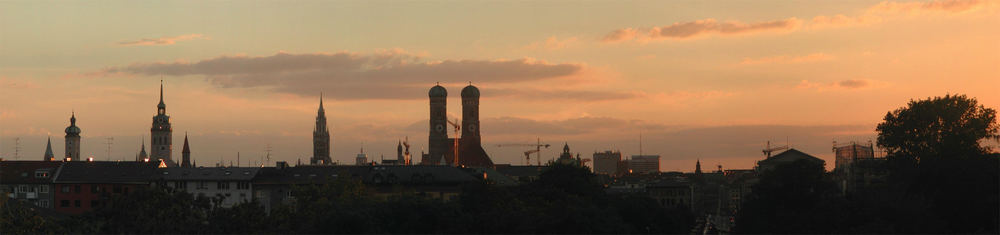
[
  {"x1": 150, "y1": 81, "x2": 173, "y2": 165},
  {"x1": 138, "y1": 137, "x2": 148, "y2": 162},
  {"x1": 43, "y1": 137, "x2": 55, "y2": 161},
  {"x1": 64, "y1": 112, "x2": 81, "y2": 160},
  {"x1": 458, "y1": 84, "x2": 494, "y2": 167},
  {"x1": 311, "y1": 93, "x2": 331, "y2": 165},
  {"x1": 181, "y1": 133, "x2": 191, "y2": 167},
  {"x1": 424, "y1": 84, "x2": 449, "y2": 165}
]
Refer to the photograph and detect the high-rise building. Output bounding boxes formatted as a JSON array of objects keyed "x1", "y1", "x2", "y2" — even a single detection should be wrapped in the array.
[
  {"x1": 629, "y1": 155, "x2": 660, "y2": 174},
  {"x1": 311, "y1": 94, "x2": 332, "y2": 165},
  {"x1": 423, "y1": 84, "x2": 450, "y2": 165},
  {"x1": 150, "y1": 81, "x2": 173, "y2": 165},
  {"x1": 64, "y1": 112, "x2": 81, "y2": 160},
  {"x1": 458, "y1": 84, "x2": 494, "y2": 167},
  {"x1": 592, "y1": 150, "x2": 622, "y2": 175}
]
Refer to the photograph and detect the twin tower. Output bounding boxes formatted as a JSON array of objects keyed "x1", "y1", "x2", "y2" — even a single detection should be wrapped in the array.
[{"x1": 422, "y1": 84, "x2": 493, "y2": 167}]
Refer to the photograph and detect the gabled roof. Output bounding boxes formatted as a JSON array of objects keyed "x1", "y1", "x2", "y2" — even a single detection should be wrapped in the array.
[
  {"x1": 159, "y1": 167, "x2": 260, "y2": 181},
  {"x1": 253, "y1": 165, "x2": 478, "y2": 185},
  {"x1": 53, "y1": 161, "x2": 160, "y2": 184},
  {"x1": 0, "y1": 161, "x2": 63, "y2": 184},
  {"x1": 757, "y1": 148, "x2": 825, "y2": 166}
]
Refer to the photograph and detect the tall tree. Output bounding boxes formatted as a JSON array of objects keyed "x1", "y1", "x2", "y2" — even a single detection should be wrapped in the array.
[{"x1": 876, "y1": 94, "x2": 999, "y2": 161}]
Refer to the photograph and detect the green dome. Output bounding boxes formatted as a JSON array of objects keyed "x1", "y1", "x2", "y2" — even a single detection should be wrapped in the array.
[
  {"x1": 461, "y1": 84, "x2": 479, "y2": 98},
  {"x1": 428, "y1": 85, "x2": 447, "y2": 98},
  {"x1": 65, "y1": 126, "x2": 81, "y2": 134}
]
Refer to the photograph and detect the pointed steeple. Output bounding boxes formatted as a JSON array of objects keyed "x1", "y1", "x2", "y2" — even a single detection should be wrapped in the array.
[
  {"x1": 318, "y1": 92, "x2": 325, "y2": 114},
  {"x1": 138, "y1": 137, "x2": 148, "y2": 161},
  {"x1": 695, "y1": 159, "x2": 703, "y2": 174},
  {"x1": 181, "y1": 133, "x2": 191, "y2": 167},
  {"x1": 70, "y1": 111, "x2": 76, "y2": 125},
  {"x1": 182, "y1": 133, "x2": 190, "y2": 154},
  {"x1": 157, "y1": 80, "x2": 166, "y2": 110},
  {"x1": 43, "y1": 137, "x2": 54, "y2": 161}
]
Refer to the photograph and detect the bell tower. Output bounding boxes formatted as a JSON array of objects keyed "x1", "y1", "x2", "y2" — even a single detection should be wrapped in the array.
[
  {"x1": 150, "y1": 80, "x2": 173, "y2": 165},
  {"x1": 64, "y1": 112, "x2": 81, "y2": 160},
  {"x1": 425, "y1": 84, "x2": 448, "y2": 165}
]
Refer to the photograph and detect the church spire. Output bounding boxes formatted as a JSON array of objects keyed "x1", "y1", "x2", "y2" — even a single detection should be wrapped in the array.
[
  {"x1": 318, "y1": 92, "x2": 324, "y2": 113},
  {"x1": 158, "y1": 80, "x2": 165, "y2": 109},
  {"x1": 181, "y1": 133, "x2": 191, "y2": 167},
  {"x1": 43, "y1": 136, "x2": 54, "y2": 161}
]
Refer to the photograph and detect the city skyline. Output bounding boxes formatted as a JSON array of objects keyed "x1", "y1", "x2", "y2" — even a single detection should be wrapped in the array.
[{"x1": 1, "y1": 0, "x2": 998, "y2": 171}]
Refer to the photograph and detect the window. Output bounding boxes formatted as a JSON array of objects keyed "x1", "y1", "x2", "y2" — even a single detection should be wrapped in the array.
[
  {"x1": 91, "y1": 185, "x2": 100, "y2": 193},
  {"x1": 123, "y1": 187, "x2": 130, "y2": 194},
  {"x1": 38, "y1": 200, "x2": 49, "y2": 208},
  {"x1": 39, "y1": 185, "x2": 48, "y2": 193},
  {"x1": 62, "y1": 186, "x2": 71, "y2": 193},
  {"x1": 173, "y1": 181, "x2": 187, "y2": 189},
  {"x1": 197, "y1": 181, "x2": 208, "y2": 189},
  {"x1": 60, "y1": 200, "x2": 69, "y2": 207},
  {"x1": 74, "y1": 185, "x2": 81, "y2": 193},
  {"x1": 217, "y1": 181, "x2": 230, "y2": 190},
  {"x1": 35, "y1": 171, "x2": 50, "y2": 178},
  {"x1": 91, "y1": 200, "x2": 100, "y2": 208},
  {"x1": 236, "y1": 182, "x2": 250, "y2": 190},
  {"x1": 113, "y1": 185, "x2": 122, "y2": 193},
  {"x1": 18, "y1": 185, "x2": 29, "y2": 193},
  {"x1": 74, "y1": 200, "x2": 81, "y2": 207}
]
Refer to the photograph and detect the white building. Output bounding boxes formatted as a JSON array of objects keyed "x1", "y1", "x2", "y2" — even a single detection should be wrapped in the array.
[{"x1": 159, "y1": 167, "x2": 259, "y2": 207}]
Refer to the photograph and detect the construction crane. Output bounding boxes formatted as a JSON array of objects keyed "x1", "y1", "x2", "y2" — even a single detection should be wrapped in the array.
[
  {"x1": 447, "y1": 119, "x2": 461, "y2": 166},
  {"x1": 497, "y1": 137, "x2": 550, "y2": 166},
  {"x1": 762, "y1": 141, "x2": 789, "y2": 158}
]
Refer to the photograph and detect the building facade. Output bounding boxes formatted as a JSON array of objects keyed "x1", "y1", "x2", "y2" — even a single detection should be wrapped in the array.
[
  {"x1": 592, "y1": 150, "x2": 622, "y2": 175},
  {"x1": 52, "y1": 161, "x2": 158, "y2": 214},
  {"x1": 0, "y1": 161, "x2": 62, "y2": 209},
  {"x1": 159, "y1": 167, "x2": 259, "y2": 208},
  {"x1": 629, "y1": 155, "x2": 661, "y2": 174}
]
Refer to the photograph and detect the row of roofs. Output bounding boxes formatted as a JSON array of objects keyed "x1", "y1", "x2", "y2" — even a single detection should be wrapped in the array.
[{"x1": 1, "y1": 161, "x2": 482, "y2": 186}]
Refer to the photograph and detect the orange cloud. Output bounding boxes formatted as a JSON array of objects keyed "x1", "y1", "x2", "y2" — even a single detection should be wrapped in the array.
[
  {"x1": 603, "y1": 18, "x2": 802, "y2": 43},
  {"x1": 524, "y1": 36, "x2": 580, "y2": 50},
  {"x1": 812, "y1": 0, "x2": 994, "y2": 27},
  {"x1": 606, "y1": 0, "x2": 994, "y2": 43},
  {"x1": 117, "y1": 34, "x2": 208, "y2": 46},
  {"x1": 740, "y1": 53, "x2": 835, "y2": 65},
  {"x1": 796, "y1": 79, "x2": 879, "y2": 90}
]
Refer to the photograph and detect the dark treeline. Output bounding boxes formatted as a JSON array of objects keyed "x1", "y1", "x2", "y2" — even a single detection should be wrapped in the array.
[
  {"x1": 737, "y1": 94, "x2": 1000, "y2": 234},
  {"x1": 1, "y1": 163, "x2": 694, "y2": 234}
]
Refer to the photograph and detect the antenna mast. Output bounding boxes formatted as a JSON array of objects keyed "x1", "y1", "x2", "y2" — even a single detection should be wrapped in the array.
[{"x1": 105, "y1": 137, "x2": 114, "y2": 161}]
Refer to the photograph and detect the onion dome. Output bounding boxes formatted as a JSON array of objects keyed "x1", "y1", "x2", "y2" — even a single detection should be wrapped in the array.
[
  {"x1": 429, "y1": 84, "x2": 448, "y2": 98},
  {"x1": 65, "y1": 112, "x2": 81, "y2": 135},
  {"x1": 461, "y1": 84, "x2": 480, "y2": 98}
]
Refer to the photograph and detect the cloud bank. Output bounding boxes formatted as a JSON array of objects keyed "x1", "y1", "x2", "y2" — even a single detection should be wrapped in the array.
[
  {"x1": 605, "y1": 0, "x2": 993, "y2": 43},
  {"x1": 117, "y1": 34, "x2": 208, "y2": 46},
  {"x1": 603, "y1": 18, "x2": 802, "y2": 42},
  {"x1": 94, "y1": 50, "x2": 626, "y2": 100}
]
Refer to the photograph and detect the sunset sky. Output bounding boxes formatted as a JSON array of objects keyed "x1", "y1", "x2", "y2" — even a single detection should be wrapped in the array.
[{"x1": 1, "y1": 0, "x2": 997, "y2": 171}]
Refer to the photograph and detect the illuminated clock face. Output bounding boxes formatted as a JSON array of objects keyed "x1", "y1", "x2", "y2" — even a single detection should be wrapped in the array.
[{"x1": 435, "y1": 124, "x2": 444, "y2": 132}]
